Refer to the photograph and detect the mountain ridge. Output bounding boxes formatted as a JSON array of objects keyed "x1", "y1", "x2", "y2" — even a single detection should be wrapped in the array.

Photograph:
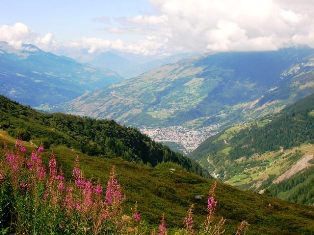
[
  {"x1": 59, "y1": 47, "x2": 314, "y2": 153},
  {"x1": 0, "y1": 42, "x2": 123, "y2": 107}
]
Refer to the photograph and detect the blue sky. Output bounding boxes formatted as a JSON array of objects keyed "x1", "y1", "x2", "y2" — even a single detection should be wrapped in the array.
[
  {"x1": 0, "y1": 0, "x2": 155, "y2": 40},
  {"x1": 0, "y1": 0, "x2": 313, "y2": 56}
]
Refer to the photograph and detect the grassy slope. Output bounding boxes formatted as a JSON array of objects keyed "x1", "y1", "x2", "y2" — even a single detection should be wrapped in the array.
[
  {"x1": 0, "y1": 95, "x2": 206, "y2": 176},
  {"x1": 0, "y1": 133, "x2": 314, "y2": 234},
  {"x1": 191, "y1": 93, "x2": 314, "y2": 205}
]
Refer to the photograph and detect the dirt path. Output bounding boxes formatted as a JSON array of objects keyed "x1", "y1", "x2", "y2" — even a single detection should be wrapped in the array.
[{"x1": 273, "y1": 155, "x2": 313, "y2": 184}]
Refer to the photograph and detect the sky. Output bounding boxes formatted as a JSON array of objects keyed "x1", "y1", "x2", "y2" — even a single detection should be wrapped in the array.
[{"x1": 0, "y1": 0, "x2": 314, "y2": 56}]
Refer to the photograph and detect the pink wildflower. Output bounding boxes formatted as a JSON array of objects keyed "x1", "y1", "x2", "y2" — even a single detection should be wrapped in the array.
[
  {"x1": 159, "y1": 214, "x2": 167, "y2": 235},
  {"x1": 105, "y1": 166, "x2": 123, "y2": 206},
  {"x1": 26, "y1": 160, "x2": 33, "y2": 170},
  {"x1": 94, "y1": 184, "x2": 103, "y2": 195},
  {"x1": 15, "y1": 139, "x2": 27, "y2": 153},
  {"x1": 82, "y1": 180, "x2": 93, "y2": 211},
  {"x1": 75, "y1": 179, "x2": 86, "y2": 189},
  {"x1": 6, "y1": 153, "x2": 19, "y2": 172},
  {"x1": 56, "y1": 175, "x2": 65, "y2": 181},
  {"x1": 133, "y1": 211, "x2": 141, "y2": 222},
  {"x1": 72, "y1": 157, "x2": 81, "y2": 179},
  {"x1": 48, "y1": 155, "x2": 57, "y2": 178},
  {"x1": 184, "y1": 205, "x2": 194, "y2": 234},
  {"x1": 56, "y1": 175, "x2": 65, "y2": 191},
  {"x1": 207, "y1": 196, "x2": 217, "y2": 212},
  {"x1": 20, "y1": 182, "x2": 29, "y2": 190},
  {"x1": 64, "y1": 187, "x2": 74, "y2": 210},
  {"x1": 75, "y1": 203, "x2": 81, "y2": 212},
  {"x1": 37, "y1": 145, "x2": 44, "y2": 153},
  {"x1": 36, "y1": 166, "x2": 46, "y2": 181}
]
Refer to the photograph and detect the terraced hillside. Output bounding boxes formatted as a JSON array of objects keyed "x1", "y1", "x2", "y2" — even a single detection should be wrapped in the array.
[{"x1": 191, "y1": 93, "x2": 314, "y2": 205}]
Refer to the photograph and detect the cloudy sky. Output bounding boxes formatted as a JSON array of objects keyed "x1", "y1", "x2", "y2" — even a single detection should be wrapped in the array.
[{"x1": 0, "y1": 0, "x2": 314, "y2": 56}]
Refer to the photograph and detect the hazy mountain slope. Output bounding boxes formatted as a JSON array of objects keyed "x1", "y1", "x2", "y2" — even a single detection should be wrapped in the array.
[
  {"x1": 1, "y1": 131, "x2": 314, "y2": 234},
  {"x1": 0, "y1": 42, "x2": 122, "y2": 107},
  {"x1": 70, "y1": 50, "x2": 196, "y2": 78},
  {"x1": 0, "y1": 95, "x2": 206, "y2": 176},
  {"x1": 62, "y1": 48, "x2": 314, "y2": 152},
  {"x1": 191, "y1": 93, "x2": 314, "y2": 205}
]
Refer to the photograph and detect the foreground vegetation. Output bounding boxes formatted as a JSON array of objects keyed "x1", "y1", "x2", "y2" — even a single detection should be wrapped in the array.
[
  {"x1": 0, "y1": 135, "x2": 313, "y2": 234},
  {"x1": 0, "y1": 140, "x2": 248, "y2": 234}
]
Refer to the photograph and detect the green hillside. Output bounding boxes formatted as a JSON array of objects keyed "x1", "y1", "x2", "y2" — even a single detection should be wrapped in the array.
[
  {"x1": 191, "y1": 93, "x2": 314, "y2": 205},
  {"x1": 0, "y1": 95, "x2": 206, "y2": 176},
  {"x1": 1, "y1": 130, "x2": 314, "y2": 234}
]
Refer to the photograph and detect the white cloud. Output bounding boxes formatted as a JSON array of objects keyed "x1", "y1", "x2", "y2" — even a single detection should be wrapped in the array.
[
  {"x1": 128, "y1": 15, "x2": 167, "y2": 25},
  {"x1": 0, "y1": 22, "x2": 57, "y2": 51},
  {"x1": 149, "y1": 0, "x2": 314, "y2": 53},
  {"x1": 0, "y1": 23, "x2": 33, "y2": 48},
  {"x1": 1, "y1": 0, "x2": 314, "y2": 56},
  {"x1": 66, "y1": 37, "x2": 164, "y2": 55}
]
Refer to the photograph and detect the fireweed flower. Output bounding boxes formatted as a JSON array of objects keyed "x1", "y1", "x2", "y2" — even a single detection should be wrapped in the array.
[
  {"x1": 159, "y1": 214, "x2": 167, "y2": 235},
  {"x1": 184, "y1": 204, "x2": 194, "y2": 234},
  {"x1": 75, "y1": 178, "x2": 87, "y2": 189},
  {"x1": 94, "y1": 184, "x2": 103, "y2": 195},
  {"x1": 6, "y1": 153, "x2": 19, "y2": 172},
  {"x1": 37, "y1": 145, "x2": 44, "y2": 153},
  {"x1": 207, "y1": 196, "x2": 217, "y2": 212},
  {"x1": 82, "y1": 180, "x2": 93, "y2": 211},
  {"x1": 72, "y1": 156, "x2": 81, "y2": 180},
  {"x1": 31, "y1": 151, "x2": 39, "y2": 163},
  {"x1": 105, "y1": 166, "x2": 123, "y2": 206},
  {"x1": 64, "y1": 187, "x2": 74, "y2": 210},
  {"x1": 133, "y1": 211, "x2": 141, "y2": 223},
  {"x1": 15, "y1": 139, "x2": 27, "y2": 153},
  {"x1": 20, "y1": 182, "x2": 29, "y2": 190},
  {"x1": 36, "y1": 166, "x2": 46, "y2": 181},
  {"x1": 56, "y1": 175, "x2": 65, "y2": 191},
  {"x1": 48, "y1": 155, "x2": 57, "y2": 178}
]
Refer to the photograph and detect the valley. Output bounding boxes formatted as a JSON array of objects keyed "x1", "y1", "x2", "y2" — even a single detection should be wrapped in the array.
[{"x1": 61, "y1": 48, "x2": 314, "y2": 152}]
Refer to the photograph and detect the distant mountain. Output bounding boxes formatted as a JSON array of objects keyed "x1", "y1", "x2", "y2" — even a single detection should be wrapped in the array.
[
  {"x1": 0, "y1": 42, "x2": 122, "y2": 107},
  {"x1": 0, "y1": 95, "x2": 206, "y2": 176},
  {"x1": 191, "y1": 93, "x2": 314, "y2": 205},
  {"x1": 75, "y1": 50, "x2": 197, "y2": 78},
  {"x1": 61, "y1": 47, "x2": 314, "y2": 152}
]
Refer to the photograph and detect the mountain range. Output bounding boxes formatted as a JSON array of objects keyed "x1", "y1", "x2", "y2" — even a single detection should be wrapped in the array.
[
  {"x1": 0, "y1": 42, "x2": 122, "y2": 108},
  {"x1": 60, "y1": 47, "x2": 314, "y2": 153}
]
